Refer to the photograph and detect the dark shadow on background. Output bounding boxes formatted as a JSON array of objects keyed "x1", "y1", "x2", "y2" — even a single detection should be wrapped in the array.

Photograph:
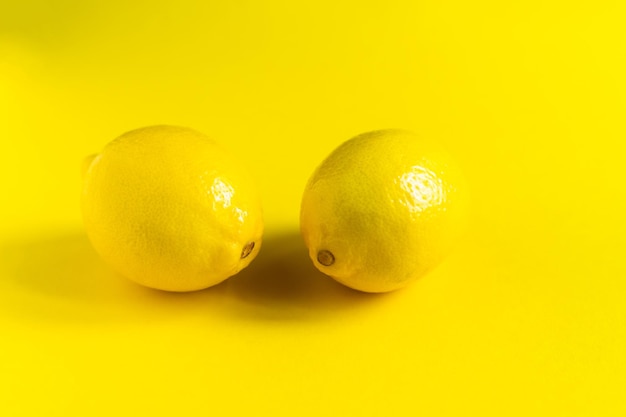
[
  {"x1": 0, "y1": 232, "x2": 225, "y2": 323},
  {"x1": 221, "y1": 231, "x2": 385, "y2": 320},
  {"x1": 3, "y1": 232, "x2": 124, "y2": 299},
  {"x1": 0, "y1": 230, "x2": 385, "y2": 323}
]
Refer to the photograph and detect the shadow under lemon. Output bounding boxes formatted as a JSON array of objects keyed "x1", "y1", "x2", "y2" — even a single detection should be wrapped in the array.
[
  {"x1": 0, "y1": 230, "x2": 384, "y2": 323},
  {"x1": 220, "y1": 231, "x2": 383, "y2": 320},
  {"x1": 0, "y1": 232, "x2": 216, "y2": 323},
  {"x1": 3, "y1": 232, "x2": 125, "y2": 299}
]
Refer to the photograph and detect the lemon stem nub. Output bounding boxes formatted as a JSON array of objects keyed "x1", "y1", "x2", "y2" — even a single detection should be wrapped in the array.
[
  {"x1": 241, "y1": 242, "x2": 255, "y2": 259},
  {"x1": 317, "y1": 250, "x2": 335, "y2": 266}
]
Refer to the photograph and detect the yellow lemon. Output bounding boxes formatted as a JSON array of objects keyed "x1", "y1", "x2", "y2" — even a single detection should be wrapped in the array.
[
  {"x1": 300, "y1": 129, "x2": 468, "y2": 293},
  {"x1": 82, "y1": 125, "x2": 263, "y2": 292}
]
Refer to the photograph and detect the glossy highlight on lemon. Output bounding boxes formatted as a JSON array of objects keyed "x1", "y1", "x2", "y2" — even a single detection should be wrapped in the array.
[
  {"x1": 82, "y1": 125, "x2": 263, "y2": 292},
  {"x1": 300, "y1": 129, "x2": 468, "y2": 293}
]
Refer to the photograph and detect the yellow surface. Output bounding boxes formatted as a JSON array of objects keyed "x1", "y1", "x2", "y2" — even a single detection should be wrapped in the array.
[{"x1": 1, "y1": 1, "x2": 625, "y2": 415}]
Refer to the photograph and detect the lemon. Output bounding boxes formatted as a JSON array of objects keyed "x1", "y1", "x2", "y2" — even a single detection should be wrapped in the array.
[
  {"x1": 300, "y1": 129, "x2": 468, "y2": 293},
  {"x1": 82, "y1": 125, "x2": 263, "y2": 292}
]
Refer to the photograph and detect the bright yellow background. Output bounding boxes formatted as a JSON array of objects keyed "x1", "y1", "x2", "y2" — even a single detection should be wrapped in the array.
[{"x1": 1, "y1": 1, "x2": 625, "y2": 415}]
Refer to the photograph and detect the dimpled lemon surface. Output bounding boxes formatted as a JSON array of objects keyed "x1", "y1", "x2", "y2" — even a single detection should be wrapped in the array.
[
  {"x1": 300, "y1": 129, "x2": 468, "y2": 293},
  {"x1": 82, "y1": 125, "x2": 263, "y2": 292}
]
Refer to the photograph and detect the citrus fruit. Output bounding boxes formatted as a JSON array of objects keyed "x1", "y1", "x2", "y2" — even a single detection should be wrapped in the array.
[
  {"x1": 82, "y1": 125, "x2": 263, "y2": 292},
  {"x1": 300, "y1": 129, "x2": 468, "y2": 293}
]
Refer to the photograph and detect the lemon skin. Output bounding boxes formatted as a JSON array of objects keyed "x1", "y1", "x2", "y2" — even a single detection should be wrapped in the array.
[
  {"x1": 300, "y1": 129, "x2": 468, "y2": 293},
  {"x1": 82, "y1": 125, "x2": 263, "y2": 292}
]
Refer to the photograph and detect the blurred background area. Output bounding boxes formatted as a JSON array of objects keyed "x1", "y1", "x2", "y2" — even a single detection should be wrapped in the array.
[{"x1": 2, "y1": 0, "x2": 624, "y2": 238}]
